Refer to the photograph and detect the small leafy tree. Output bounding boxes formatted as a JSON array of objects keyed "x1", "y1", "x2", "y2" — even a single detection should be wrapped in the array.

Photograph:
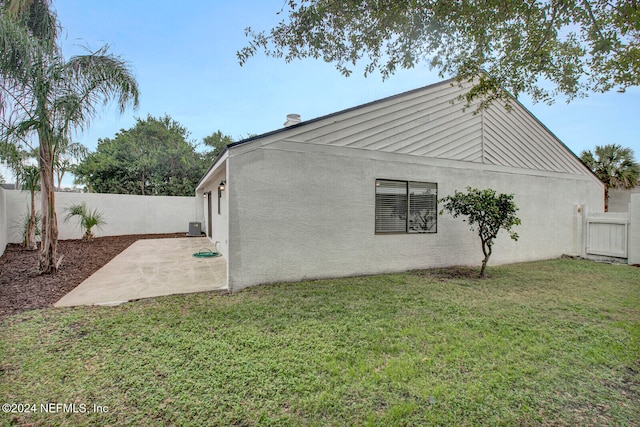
[
  {"x1": 63, "y1": 202, "x2": 106, "y2": 241},
  {"x1": 440, "y1": 187, "x2": 521, "y2": 277}
]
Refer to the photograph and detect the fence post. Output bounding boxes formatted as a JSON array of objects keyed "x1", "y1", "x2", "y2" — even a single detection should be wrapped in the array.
[{"x1": 628, "y1": 194, "x2": 640, "y2": 265}]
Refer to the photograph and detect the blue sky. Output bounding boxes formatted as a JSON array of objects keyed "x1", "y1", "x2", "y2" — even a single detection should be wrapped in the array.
[{"x1": 5, "y1": 1, "x2": 640, "y2": 186}]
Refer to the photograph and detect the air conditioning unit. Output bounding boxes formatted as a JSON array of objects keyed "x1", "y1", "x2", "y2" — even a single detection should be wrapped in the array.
[{"x1": 188, "y1": 222, "x2": 202, "y2": 237}]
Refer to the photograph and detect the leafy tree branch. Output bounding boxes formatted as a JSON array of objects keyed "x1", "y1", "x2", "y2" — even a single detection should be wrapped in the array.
[{"x1": 239, "y1": 0, "x2": 639, "y2": 106}]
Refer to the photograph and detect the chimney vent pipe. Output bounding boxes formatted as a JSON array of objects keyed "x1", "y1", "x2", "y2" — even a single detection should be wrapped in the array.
[{"x1": 284, "y1": 114, "x2": 301, "y2": 127}]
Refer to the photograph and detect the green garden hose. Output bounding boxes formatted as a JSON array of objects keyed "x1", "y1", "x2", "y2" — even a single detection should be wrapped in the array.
[{"x1": 192, "y1": 248, "x2": 221, "y2": 258}]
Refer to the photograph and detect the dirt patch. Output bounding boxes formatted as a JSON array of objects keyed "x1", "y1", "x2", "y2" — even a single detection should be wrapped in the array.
[
  {"x1": 413, "y1": 266, "x2": 487, "y2": 281},
  {"x1": 0, "y1": 233, "x2": 187, "y2": 318}
]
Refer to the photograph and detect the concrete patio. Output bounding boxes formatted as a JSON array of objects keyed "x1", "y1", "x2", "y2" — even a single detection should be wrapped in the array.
[{"x1": 55, "y1": 237, "x2": 227, "y2": 307}]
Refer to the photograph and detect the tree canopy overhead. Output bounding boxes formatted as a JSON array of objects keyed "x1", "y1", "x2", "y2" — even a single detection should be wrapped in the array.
[{"x1": 238, "y1": 0, "x2": 640, "y2": 106}]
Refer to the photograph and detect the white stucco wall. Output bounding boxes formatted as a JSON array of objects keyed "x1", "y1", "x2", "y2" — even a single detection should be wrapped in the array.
[
  {"x1": 3, "y1": 190, "x2": 201, "y2": 243},
  {"x1": 197, "y1": 162, "x2": 229, "y2": 258},
  {"x1": 0, "y1": 187, "x2": 7, "y2": 257},
  {"x1": 628, "y1": 193, "x2": 640, "y2": 265},
  {"x1": 226, "y1": 143, "x2": 603, "y2": 291},
  {"x1": 609, "y1": 186, "x2": 640, "y2": 213}
]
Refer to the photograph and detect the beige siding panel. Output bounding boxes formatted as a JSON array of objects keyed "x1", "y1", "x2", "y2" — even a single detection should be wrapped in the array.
[
  {"x1": 340, "y1": 108, "x2": 440, "y2": 151},
  {"x1": 485, "y1": 108, "x2": 567, "y2": 172},
  {"x1": 483, "y1": 102, "x2": 587, "y2": 175},
  {"x1": 483, "y1": 126, "x2": 536, "y2": 170},
  {"x1": 484, "y1": 108, "x2": 551, "y2": 170},
  {"x1": 410, "y1": 120, "x2": 481, "y2": 156},
  {"x1": 304, "y1": 99, "x2": 432, "y2": 147},
  {"x1": 258, "y1": 79, "x2": 588, "y2": 176},
  {"x1": 281, "y1": 82, "x2": 468, "y2": 158},
  {"x1": 285, "y1": 88, "x2": 442, "y2": 144},
  {"x1": 355, "y1": 98, "x2": 467, "y2": 152},
  {"x1": 433, "y1": 132, "x2": 483, "y2": 162}
]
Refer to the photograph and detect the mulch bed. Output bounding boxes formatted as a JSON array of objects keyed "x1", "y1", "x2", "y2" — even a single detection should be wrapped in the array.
[{"x1": 0, "y1": 233, "x2": 186, "y2": 318}]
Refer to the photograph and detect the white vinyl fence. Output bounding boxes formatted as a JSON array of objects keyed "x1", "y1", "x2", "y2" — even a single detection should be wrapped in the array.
[
  {"x1": 0, "y1": 190, "x2": 203, "y2": 256},
  {"x1": 582, "y1": 193, "x2": 640, "y2": 264},
  {"x1": 585, "y1": 212, "x2": 629, "y2": 258}
]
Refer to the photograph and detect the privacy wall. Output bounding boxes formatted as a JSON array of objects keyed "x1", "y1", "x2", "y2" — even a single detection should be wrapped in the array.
[
  {"x1": 2, "y1": 191, "x2": 202, "y2": 245},
  {"x1": 0, "y1": 187, "x2": 7, "y2": 257}
]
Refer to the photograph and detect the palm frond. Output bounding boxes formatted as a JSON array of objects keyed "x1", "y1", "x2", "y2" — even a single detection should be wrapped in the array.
[
  {"x1": 63, "y1": 202, "x2": 106, "y2": 240},
  {"x1": 63, "y1": 201, "x2": 86, "y2": 223},
  {"x1": 19, "y1": 163, "x2": 39, "y2": 190},
  {"x1": 3, "y1": 0, "x2": 59, "y2": 46},
  {"x1": 61, "y1": 50, "x2": 139, "y2": 131},
  {"x1": 0, "y1": 14, "x2": 45, "y2": 85}
]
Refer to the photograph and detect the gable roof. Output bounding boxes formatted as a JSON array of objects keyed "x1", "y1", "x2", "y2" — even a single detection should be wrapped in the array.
[{"x1": 199, "y1": 78, "x2": 596, "y2": 188}]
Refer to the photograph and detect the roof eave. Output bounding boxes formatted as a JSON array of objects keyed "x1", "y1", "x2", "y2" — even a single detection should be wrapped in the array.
[{"x1": 196, "y1": 148, "x2": 229, "y2": 192}]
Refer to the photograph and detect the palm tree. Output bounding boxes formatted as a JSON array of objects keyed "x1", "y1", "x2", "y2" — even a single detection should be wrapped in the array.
[
  {"x1": 0, "y1": 0, "x2": 138, "y2": 272},
  {"x1": 580, "y1": 144, "x2": 640, "y2": 212},
  {"x1": 19, "y1": 164, "x2": 39, "y2": 249},
  {"x1": 63, "y1": 202, "x2": 105, "y2": 241}
]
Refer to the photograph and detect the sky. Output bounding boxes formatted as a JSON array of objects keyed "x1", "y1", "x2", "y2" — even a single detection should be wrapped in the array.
[{"x1": 3, "y1": 0, "x2": 640, "y2": 187}]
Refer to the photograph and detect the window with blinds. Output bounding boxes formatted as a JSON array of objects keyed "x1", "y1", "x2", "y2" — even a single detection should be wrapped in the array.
[{"x1": 375, "y1": 180, "x2": 437, "y2": 234}]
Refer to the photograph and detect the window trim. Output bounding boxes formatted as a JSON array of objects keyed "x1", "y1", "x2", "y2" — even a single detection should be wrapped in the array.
[{"x1": 375, "y1": 179, "x2": 438, "y2": 235}]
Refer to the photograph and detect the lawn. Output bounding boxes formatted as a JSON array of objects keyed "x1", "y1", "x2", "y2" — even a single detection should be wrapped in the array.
[{"x1": 1, "y1": 259, "x2": 638, "y2": 426}]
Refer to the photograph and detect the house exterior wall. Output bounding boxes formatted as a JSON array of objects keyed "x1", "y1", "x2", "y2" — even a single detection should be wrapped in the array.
[
  {"x1": 227, "y1": 143, "x2": 602, "y2": 291},
  {"x1": 196, "y1": 79, "x2": 604, "y2": 291},
  {"x1": 197, "y1": 162, "x2": 229, "y2": 258},
  {"x1": 3, "y1": 191, "x2": 201, "y2": 243}
]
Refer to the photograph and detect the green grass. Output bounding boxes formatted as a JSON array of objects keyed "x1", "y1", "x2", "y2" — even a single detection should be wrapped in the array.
[{"x1": 1, "y1": 259, "x2": 638, "y2": 426}]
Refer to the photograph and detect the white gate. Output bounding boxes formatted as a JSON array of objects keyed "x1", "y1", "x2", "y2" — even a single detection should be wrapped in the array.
[{"x1": 585, "y1": 212, "x2": 629, "y2": 259}]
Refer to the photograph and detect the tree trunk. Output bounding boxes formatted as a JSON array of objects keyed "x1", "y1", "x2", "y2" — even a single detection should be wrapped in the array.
[
  {"x1": 604, "y1": 186, "x2": 609, "y2": 212},
  {"x1": 480, "y1": 256, "x2": 489, "y2": 277},
  {"x1": 480, "y1": 240, "x2": 492, "y2": 277},
  {"x1": 38, "y1": 136, "x2": 60, "y2": 274},
  {"x1": 56, "y1": 169, "x2": 63, "y2": 191},
  {"x1": 25, "y1": 191, "x2": 37, "y2": 250}
]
